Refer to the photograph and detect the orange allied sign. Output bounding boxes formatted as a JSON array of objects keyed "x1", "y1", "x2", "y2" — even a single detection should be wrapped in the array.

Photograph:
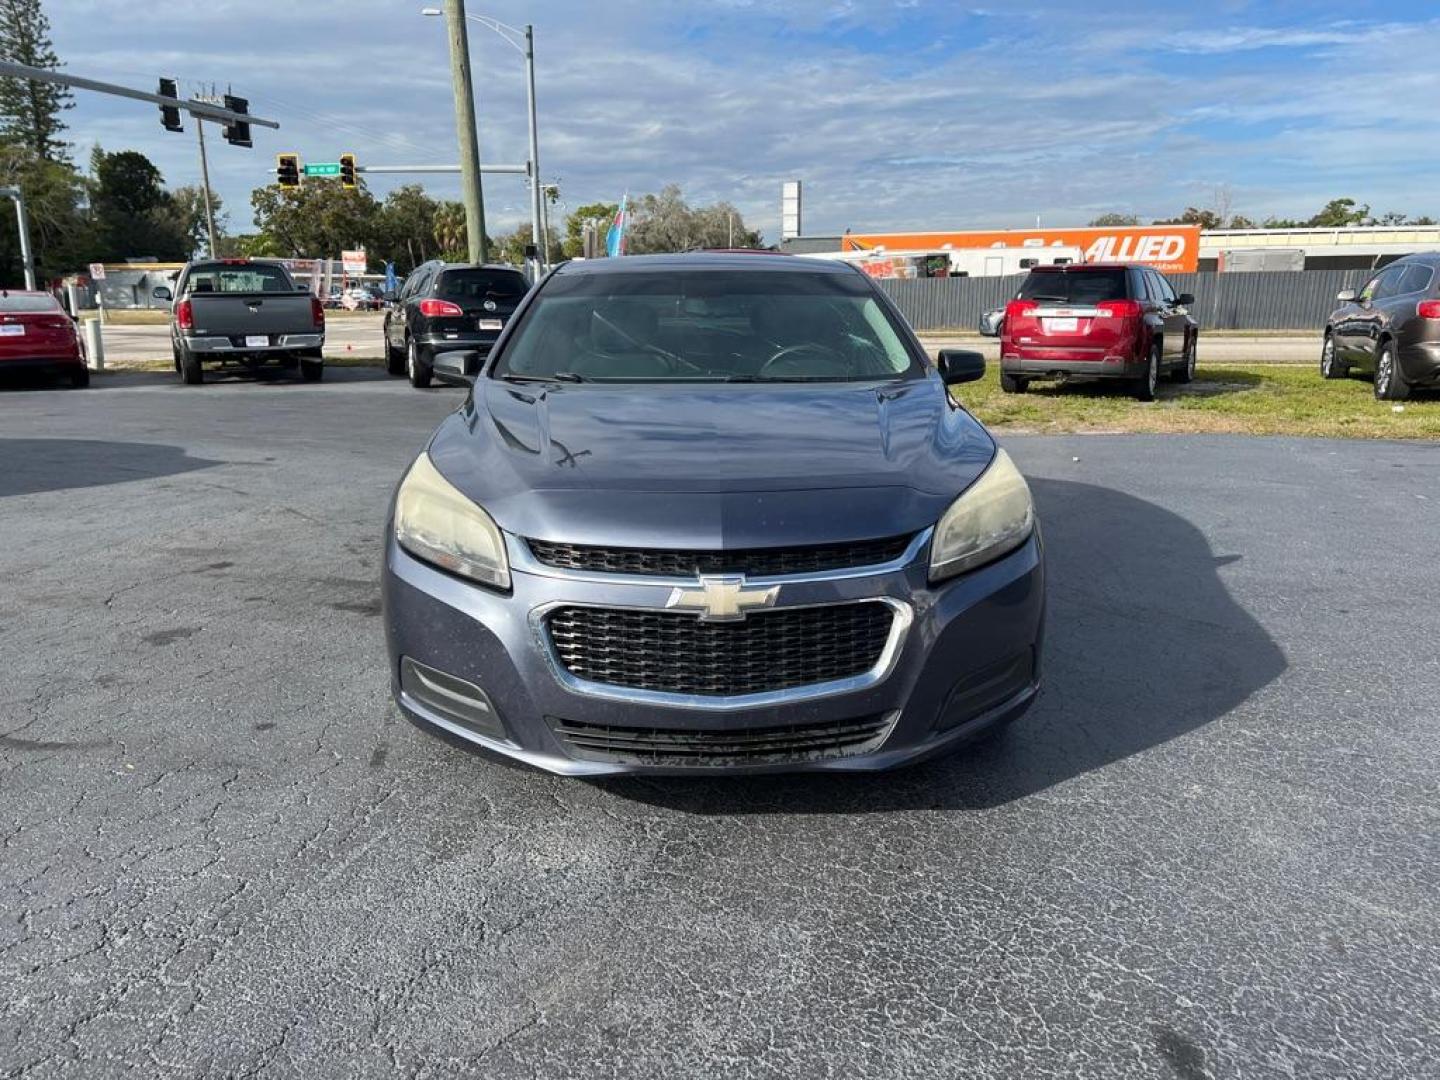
[{"x1": 843, "y1": 225, "x2": 1201, "y2": 274}]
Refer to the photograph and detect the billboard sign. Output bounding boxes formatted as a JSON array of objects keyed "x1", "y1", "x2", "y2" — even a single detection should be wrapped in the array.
[
  {"x1": 843, "y1": 225, "x2": 1201, "y2": 274},
  {"x1": 341, "y1": 249, "x2": 367, "y2": 275}
]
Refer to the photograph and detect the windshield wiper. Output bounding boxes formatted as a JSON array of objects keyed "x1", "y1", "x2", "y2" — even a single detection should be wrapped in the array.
[{"x1": 501, "y1": 371, "x2": 586, "y2": 384}]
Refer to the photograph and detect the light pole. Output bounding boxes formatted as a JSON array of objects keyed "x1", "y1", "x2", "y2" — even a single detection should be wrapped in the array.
[
  {"x1": 422, "y1": 7, "x2": 544, "y2": 270},
  {"x1": 0, "y1": 186, "x2": 36, "y2": 289}
]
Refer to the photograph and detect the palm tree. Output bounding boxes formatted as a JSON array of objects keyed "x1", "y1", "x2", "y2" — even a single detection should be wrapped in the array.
[{"x1": 432, "y1": 202, "x2": 467, "y2": 259}]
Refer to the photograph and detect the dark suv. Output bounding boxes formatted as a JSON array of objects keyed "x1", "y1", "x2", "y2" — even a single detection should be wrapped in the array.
[
  {"x1": 990, "y1": 264, "x2": 1198, "y2": 401},
  {"x1": 384, "y1": 261, "x2": 529, "y2": 388},
  {"x1": 1322, "y1": 253, "x2": 1440, "y2": 400}
]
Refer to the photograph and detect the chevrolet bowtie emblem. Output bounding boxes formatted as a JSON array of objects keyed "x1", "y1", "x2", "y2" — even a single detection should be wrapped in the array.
[{"x1": 665, "y1": 574, "x2": 779, "y2": 622}]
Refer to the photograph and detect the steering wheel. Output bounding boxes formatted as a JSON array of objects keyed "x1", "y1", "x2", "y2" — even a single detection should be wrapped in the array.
[{"x1": 757, "y1": 343, "x2": 849, "y2": 379}]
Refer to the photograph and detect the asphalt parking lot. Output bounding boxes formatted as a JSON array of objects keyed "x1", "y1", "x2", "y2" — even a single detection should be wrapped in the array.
[{"x1": 2, "y1": 370, "x2": 1437, "y2": 1078}]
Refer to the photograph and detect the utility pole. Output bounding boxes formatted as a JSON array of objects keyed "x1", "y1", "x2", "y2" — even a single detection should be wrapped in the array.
[
  {"x1": 194, "y1": 118, "x2": 219, "y2": 257},
  {"x1": 443, "y1": 0, "x2": 487, "y2": 264}
]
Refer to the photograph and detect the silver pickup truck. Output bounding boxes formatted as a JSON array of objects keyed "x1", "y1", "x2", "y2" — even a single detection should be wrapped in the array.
[{"x1": 153, "y1": 259, "x2": 325, "y2": 384}]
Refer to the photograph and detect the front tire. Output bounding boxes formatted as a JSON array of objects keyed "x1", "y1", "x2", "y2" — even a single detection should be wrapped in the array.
[
  {"x1": 406, "y1": 338, "x2": 432, "y2": 389},
  {"x1": 1170, "y1": 335, "x2": 1196, "y2": 384},
  {"x1": 1320, "y1": 332, "x2": 1348, "y2": 380},
  {"x1": 1134, "y1": 342, "x2": 1159, "y2": 401},
  {"x1": 178, "y1": 344, "x2": 203, "y2": 385},
  {"x1": 385, "y1": 327, "x2": 405, "y2": 376},
  {"x1": 999, "y1": 372, "x2": 1029, "y2": 394},
  {"x1": 1373, "y1": 340, "x2": 1410, "y2": 401}
]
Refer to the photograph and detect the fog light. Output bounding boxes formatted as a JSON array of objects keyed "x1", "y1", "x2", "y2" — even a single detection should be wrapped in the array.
[
  {"x1": 400, "y1": 657, "x2": 505, "y2": 740},
  {"x1": 935, "y1": 649, "x2": 1034, "y2": 731}
]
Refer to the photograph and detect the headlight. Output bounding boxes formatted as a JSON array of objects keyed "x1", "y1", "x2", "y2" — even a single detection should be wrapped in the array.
[
  {"x1": 394, "y1": 452, "x2": 510, "y2": 590},
  {"x1": 929, "y1": 449, "x2": 1035, "y2": 583}
]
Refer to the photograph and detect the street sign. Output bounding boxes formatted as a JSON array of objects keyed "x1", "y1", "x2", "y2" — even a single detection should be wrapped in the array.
[
  {"x1": 88, "y1": 263, "x2": 106, "y2": 281},
  {"x1": 303, "y1": 162, "x2": 341, "y2": 178}
]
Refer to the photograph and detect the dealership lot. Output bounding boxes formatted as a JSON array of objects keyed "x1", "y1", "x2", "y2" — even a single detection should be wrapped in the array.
[{"x1": 2, "y1": 373, "x2": 1437, "y2": 1078}]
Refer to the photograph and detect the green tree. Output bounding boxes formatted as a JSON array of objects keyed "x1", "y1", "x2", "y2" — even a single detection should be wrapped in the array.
[
  {"x1": 0, "y1": 0, "x2": 72, "y2": 161},
  {"x1": 624, "y1": 185, "x2": 761, "y2": 254},
  {"x1": 562, "y1": 201, "x2": 617, "y2": 259},
  {"x1": 1226, "y1": 215, "x2": 1257, "y2": 230},
  {"x1": 89, "y1": 148, "x2": 188, "y2": 261},
  {"x1": 432, "y1": 200, "x2": 467, "y2": 261},
  {"x1": 494, "y1": 221, "x2": 563, "y2": 267},
  {"x1": 169, "y1": 184, "x2": 224, "y2": 258},
  {"x1": 1154, "y1": 207, "x2": 1223, "y2": 230},
  {"x1": 373, "y1": 184, "x2": 438, "y2": 273},
  {"x1": 1088, "y1": 213, "x2": 1139, "y2": 226},
  {"x1": 250, "y1": 178, "x2": 381, "y2": 259},
  {"x1": 1306, "y1": 198, "x2": 1369, "y2": 227},
  {"x1": 0, "y1": 141, "x2": 92, "y2": 282}
]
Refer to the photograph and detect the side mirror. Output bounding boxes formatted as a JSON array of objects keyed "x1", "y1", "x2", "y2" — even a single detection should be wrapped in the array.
[
  {"x1": 1176, "y1": 292, "x2": 1195, "y2": 306},
  {"x1": 1336, "y1": 289, "x2": 1357, "y2": 303},
  {"x1": 937, "y1": 348, "x2": 986, "y2": 385},
  {"x1": 151, "y1": 286, "x2": 172, "y2": 302},
  {"x1": 978, "y1": 309, "x2": 1004, "y2": 337}
]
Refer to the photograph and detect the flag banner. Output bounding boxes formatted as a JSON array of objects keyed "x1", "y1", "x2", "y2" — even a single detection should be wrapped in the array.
[{"x1": 606, "y1": 193, "x2": 629, "y2": 257}]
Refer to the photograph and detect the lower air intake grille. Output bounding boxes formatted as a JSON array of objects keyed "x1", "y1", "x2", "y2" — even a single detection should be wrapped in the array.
[
  {"x1": 548, "y1": 713, "x2": 895, "y2": 766},
  {"x1": 544, "y1": 603, "x2": 894, "y2": 697}
]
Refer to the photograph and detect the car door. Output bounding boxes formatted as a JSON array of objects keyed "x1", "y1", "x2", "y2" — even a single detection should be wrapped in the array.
[
  {"x1": 1351, "y1": 264, "x2": 1405, "y2": 369},
  {"x1": 1149, "y1": 271, "x2": 1187, "y2": 363},
  {"x1": 392, "y1": 264, "x2": 432, "y2": 348}
]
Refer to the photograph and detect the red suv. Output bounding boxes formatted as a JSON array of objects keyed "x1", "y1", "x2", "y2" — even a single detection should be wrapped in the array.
[{"x1": 994, "y1": 264, "x2": 1198, "y2": 400}]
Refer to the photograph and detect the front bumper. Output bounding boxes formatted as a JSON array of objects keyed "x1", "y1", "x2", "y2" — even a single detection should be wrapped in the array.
[{"x1": 383, "y1": 528, "x2": 1046, "y2": 775}]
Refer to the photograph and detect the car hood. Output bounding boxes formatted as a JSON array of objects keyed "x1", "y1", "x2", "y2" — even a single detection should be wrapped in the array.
[{"x1": 425, "y1": 379, "x2": 995, "y2": 549}]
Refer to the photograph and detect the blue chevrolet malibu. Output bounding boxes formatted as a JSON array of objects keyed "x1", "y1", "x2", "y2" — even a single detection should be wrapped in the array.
[{"x1": 382, "y1": 252, "x2": 1044, "y2": 775}]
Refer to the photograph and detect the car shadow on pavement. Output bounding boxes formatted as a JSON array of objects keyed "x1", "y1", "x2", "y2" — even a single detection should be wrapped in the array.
[
  {"x1": 599, "y1": 477, "x2": 1288, "y2": 814},
  {"x1": 0, "y1": 439, "x2": 221, "y2": 498}
]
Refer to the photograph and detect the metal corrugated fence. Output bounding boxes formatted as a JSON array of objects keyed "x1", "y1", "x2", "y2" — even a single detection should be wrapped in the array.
[{"x1": 878, "y1": 268, "x2": 1374, "y2": 332}]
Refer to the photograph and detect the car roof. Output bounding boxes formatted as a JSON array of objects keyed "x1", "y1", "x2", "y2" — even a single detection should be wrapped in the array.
[
  {"x1": 1029, "y1": 263, "x2": 1135, "y2": 271},
  {"x1": 555, "y1": 252, "x2": 846, "y2": 276},
  {"x1": 436, "y1": 262, "x2": 525, "y2": 273}
]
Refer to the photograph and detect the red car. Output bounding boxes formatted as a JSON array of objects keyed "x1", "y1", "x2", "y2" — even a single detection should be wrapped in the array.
[
  {"x1": 0, "y1": 290, "x2": 87, "y2": 388},
  {"x1": 994, "y1": 264, "x2": 1197, "y2": 400}
]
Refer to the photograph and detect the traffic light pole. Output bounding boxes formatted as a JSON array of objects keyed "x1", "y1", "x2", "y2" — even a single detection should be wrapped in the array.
[{"x1": 0, "y1": 187, "x2": 36, "y2": 289}]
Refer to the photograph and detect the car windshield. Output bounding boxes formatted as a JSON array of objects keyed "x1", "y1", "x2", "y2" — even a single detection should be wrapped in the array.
[
  {"x1": 0, "y1": 293, "x2": 59, "y2": 312},
  {"x1": 1018, "y1": 268, "x2": 1128, "y2": 304},
  {"x1": 492, "y1": 268, "x2": 920, "y2": 383},
  {"x1": 437, "y1": 269, "x2": 527, "y2": 301},
  {"x1": 185, "y1": 263, "x2": 293, "y2": 294}
]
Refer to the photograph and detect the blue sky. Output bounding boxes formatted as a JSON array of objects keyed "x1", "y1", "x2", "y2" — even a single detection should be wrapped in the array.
[{"x1": 48, "y1": 1, "x2": 1440, "y2": 242}]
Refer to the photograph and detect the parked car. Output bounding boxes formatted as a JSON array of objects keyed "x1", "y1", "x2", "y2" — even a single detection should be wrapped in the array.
[
  {"x1": 383, "y1": 252, "x2": 1045, "y2": 775},
  {"x1": 0, "y1": 290, "x2": 87, "y2": 388},
  {"x1": 154, "y1": 259, "x2": 325, "y2": 384},
  {"x1": 383, "y1": 261, "x2": 529, "y2": 388},
  {"x1": 342, "y1": 285, "x2": 383, "y2": 311},
  {"x1": 990, "y1": 264, "x2": 1197, "y2": 400},
  {"x1": 1322, "y1": 253, "x2": 1440, "y2": 400}
]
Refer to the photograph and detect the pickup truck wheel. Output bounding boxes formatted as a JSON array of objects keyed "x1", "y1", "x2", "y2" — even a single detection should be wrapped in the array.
[
  {"x1": 299, "y1": 357, "x2": 324, "y2": 382},
  {"x1": 999, "y1": 373, "x2": 1028, "y2": 394},
  {"x1": 178, "y1": 344, "x2": 204, "y2": 385},
  {"x1": 407, "y1": 338, "x2": 432, "y2": 388}
]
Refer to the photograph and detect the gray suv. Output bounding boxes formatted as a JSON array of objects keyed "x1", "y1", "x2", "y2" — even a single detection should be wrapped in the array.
[{"x1": 1322, "y1": 253, "x2": 1440, "y2": 400}]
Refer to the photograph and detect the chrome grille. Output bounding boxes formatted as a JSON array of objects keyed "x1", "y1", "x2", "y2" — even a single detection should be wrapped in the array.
[
  {"x1": 526, "y1": 534, "x2": 913, "y2": 577},
  {"x1": 544, "y1": 603, "x2": 894, "y2": 697}
]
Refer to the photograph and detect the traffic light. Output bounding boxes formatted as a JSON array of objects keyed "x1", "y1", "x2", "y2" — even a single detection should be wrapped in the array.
[
  {"x1": 339, "y1": 153, "x2": 357, "y2": 189},
  {"x1": 276, "y1": 153, "x2": 300, "y2": 189},
  {"x1": 157, "y1": 78, "x2": 183, "y2": 133},
  {"x1": 222, "y1": 94, "x2": 252, "y2": 147}
]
